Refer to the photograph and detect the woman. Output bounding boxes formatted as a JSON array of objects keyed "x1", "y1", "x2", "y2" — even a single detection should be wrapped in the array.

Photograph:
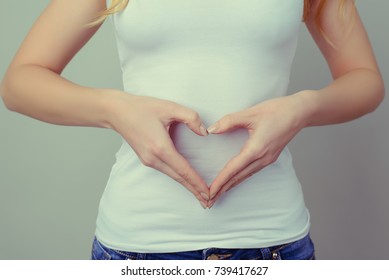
[{"x1": 0, "y1": 0, "x2": 384, "y2": 260}]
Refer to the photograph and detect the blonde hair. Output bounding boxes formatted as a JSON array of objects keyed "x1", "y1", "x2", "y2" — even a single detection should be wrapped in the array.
[
  {"x1": 91, "y1": 0, "x2": 348, "y2": 36},
  {"x1": 304, "y1": 0, "x2": 349, "y2": 33},
  {"x1": 88, "y1": 0, "x2": 129, "y2": 26}
]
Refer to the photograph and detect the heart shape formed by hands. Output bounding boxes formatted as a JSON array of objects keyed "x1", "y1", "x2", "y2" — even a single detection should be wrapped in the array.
[
  {"x1": 169, "y1": 95, "x2": 306, "y2": 209},
  {"x1": 118, "y1": 93, "x2": 304, "y2": 210}
]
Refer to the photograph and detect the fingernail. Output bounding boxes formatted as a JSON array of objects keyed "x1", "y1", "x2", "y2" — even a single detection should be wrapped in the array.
[
  {"x1": 207, "y1": 124, "x2": 218, "y2": 134},
  {"x1": 200, "y1": 124, "x2": 208, "y2": 136},
  {"x1": 210, "y1": 192, "x2": 217, "y2": 200},
  {"x1": 200, "y1": 201, "x2": 208, "y2": 209},
  {"x1": 208, "y1": 200, "x2": 215, "y2": 208},
  {"x1": 200, "y1": 192, "x2": 210, "y2": 201}
]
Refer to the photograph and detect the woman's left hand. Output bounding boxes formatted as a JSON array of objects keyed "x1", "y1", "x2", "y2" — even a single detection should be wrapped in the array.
[{"x1": 207, "y1": 94, "x2": 309, "y2": 208}]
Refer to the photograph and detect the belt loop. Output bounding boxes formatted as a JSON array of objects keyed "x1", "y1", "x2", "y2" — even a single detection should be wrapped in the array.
[
  {"x1": 260, "y1": 248, "x2": 271, "y2": 260},
  {"x1": 202, "y1": 248, "x2": 210, "y2": 260}
]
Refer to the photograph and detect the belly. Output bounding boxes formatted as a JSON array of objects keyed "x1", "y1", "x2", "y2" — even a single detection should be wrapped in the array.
[{"x1": 170, "y1": 123, "x2": 248, "y2": 184}]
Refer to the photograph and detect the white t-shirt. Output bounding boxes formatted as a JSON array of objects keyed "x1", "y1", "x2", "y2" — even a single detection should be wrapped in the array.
[{"x1": 96, "y1": 0, "x2": 310, "y2": 252}]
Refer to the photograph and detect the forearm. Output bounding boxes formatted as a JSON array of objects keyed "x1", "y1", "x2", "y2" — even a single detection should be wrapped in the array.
[
  {"x1": 1, "y1": 64, "x2": 117, "y2": 129},
  {"x1": 295, "y1": 68, "x2": 385, "y2": 128}
]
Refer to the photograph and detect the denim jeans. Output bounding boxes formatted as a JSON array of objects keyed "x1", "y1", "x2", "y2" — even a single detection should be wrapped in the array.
[{"x1": 91, "y1": 234, "x2": 315, "y2": 260}]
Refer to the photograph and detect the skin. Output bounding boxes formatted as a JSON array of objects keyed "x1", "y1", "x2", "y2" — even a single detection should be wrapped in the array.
[{"x1": 0, "y1": 0, "x2": 384, "y2": 209}]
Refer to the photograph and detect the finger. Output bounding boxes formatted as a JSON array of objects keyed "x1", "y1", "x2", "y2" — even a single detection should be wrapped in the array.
[
  {"x1": 207, "y1": 183, "x2": 229, "y2": 208},
  {"x1": 152, "y1": 160, "x2": 209, "y2": 209},
  {"x1": 208, "y1": 159, "x2": 265, "y2": 208},
  {"x1": 169, "y1": 105, "x2": 208, "y2": 136},
  {"x1": 156, "y1": 138, "x2": 210, "y2": 201},
  {"x1": 209, "y1": 148, "x2": 256, "y2": 200},
  {"x1": 135, "y1": 123, "x2": 210, "y2": 206},
  {"x1": 207, "y1": 112, "x2": 248, "y2": 134}
]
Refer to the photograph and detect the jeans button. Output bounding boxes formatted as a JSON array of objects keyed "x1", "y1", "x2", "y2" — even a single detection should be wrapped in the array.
[{"x1": 272, "y1": 252, "x2": 279, "y2": 260}]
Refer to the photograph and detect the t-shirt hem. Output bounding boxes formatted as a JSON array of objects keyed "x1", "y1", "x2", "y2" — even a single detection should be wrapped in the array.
[{"x1": 94, "y1": 224, "x2": 311, "y2": 254}]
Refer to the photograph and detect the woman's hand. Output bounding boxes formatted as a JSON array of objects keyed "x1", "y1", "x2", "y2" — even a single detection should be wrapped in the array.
[
  {"x1": 207, "y1": 94, "x2": 309, "y2": 208},
  {"x1": 107, "y1": 91, "x2": 210, "y2": 208}
]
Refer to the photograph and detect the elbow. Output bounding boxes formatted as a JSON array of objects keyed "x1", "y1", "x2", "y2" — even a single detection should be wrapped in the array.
[
  {"x1": 0, "y1": 79, "x2": 15, "y2": 112},
  {"x1": 354, "y1": 68, "x2": 386, "y2": 115},
  {"x1": 0, "y1": 78, "x2": 18, "y2": 112},
  {"x1": 368, "y1": 74, "x2": 385, "y2": 113},
  {"x1": 0, "y1": 66, "x2": 28, "y2": 112}
]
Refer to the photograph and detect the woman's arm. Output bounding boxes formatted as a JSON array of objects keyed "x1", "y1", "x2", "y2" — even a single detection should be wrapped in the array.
[
  {"x1": 0, "y1": 0, "x2": 210, "y2": 208},
  {"x1": 298, "y1": 0, "x2": 384, "y2": 126},
  {"x1": 0, "y1": 0, "x2": 112, "y2": 127},
  {"x1": 207, "y1": 0, "x2": 384, "y2": 206}
]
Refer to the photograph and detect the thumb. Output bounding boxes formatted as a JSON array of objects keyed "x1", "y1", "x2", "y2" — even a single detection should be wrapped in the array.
[
  {"x1": 207, "y1": 113, "x2": 247, "y2": 134},
  {"x1": 171, "y1": 105, "x2": 208, "y2": 136}
]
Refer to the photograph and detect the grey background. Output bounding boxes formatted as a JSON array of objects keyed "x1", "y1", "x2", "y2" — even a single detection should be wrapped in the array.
[{"x1": 0, "y1": 1, "x2": 388, "y2": 260}]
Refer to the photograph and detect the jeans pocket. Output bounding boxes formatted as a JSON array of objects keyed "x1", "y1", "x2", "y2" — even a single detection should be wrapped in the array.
[
  {"x1": 91, "y1": 237, "x2": 139, "y2": 260},
  {"x1": 273, "y1": 234, "x2": 315, "y2": 260},
  {"x1": 91, "y1": 237, "x2": 112, "y2": 260}
]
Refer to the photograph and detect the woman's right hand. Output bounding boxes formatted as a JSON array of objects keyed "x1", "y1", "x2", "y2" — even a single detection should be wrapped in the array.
[{"x1": 107, "y1": 90, "x2": 210, "y2": 208}]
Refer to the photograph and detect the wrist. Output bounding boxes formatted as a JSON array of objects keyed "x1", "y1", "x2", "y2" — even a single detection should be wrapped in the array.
[
  {"x1": 290, "y1": 90, "x2": 319, "y2": 128},
  {"x1": 98, "y1": 88, "x2": 132, "y2": 130}
]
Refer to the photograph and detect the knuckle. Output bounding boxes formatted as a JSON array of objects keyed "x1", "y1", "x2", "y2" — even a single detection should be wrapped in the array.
[
  {"x1": 264, "y1": 154, "x2": 277, "y2": 165},
  {"x1": 174, "y1": 176, "x2": 187, "y2": 185},
  {"x1": 140, "y1": 155, "x2": 156, "y2": 167},
  {"x1": 243, "y1": 146, "x2": 255, "y2": 156},
  {"x1": 222, "y1": 114, "x2": 233, "y2": 126},
  {"x1": 187, "y1": 111, "x2": 200, "y2": 124},
  {"x1": 245, "y1": 144, "x2": 267, "y2": 158},
  {"x1": 243, "y1": 146, "x2": 260, "y2": 160},
  {"x1": 178, "y1": 171, "x2": 192, "y2": 185},
  {"x1": 150, "y1": 143, "x2": 168, "y2": 158}
]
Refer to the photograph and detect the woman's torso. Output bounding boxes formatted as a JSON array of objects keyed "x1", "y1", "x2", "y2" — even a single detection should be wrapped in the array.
[{"x1": 96, "y1": 0, "x2": 310, "y2": 252}]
